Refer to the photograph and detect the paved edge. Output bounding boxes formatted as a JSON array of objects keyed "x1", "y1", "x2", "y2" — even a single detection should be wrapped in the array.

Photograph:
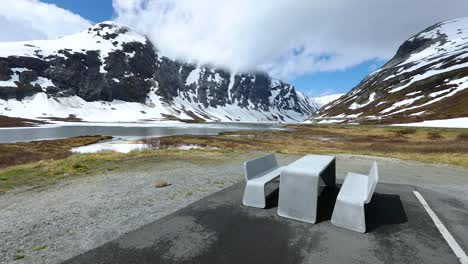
[{"x1": 413, "y1": 190, "x2": 468, "y2": 264}]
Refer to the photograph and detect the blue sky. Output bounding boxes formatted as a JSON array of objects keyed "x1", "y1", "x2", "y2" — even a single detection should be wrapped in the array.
[
  {"x1": 41, "y1": 0, "x2": 115, "y2": 23},
  {"x1": 292, "y1": 59, "x2": 387, "y2": 96},
  {"x1": 41, "y1": 0, "x2": 387, "y2": 97}
]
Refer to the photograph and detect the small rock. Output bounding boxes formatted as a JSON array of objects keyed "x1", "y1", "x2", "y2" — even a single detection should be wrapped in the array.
[{"x1": 153, "y1": 180, "x2": 171, "y2": 188}]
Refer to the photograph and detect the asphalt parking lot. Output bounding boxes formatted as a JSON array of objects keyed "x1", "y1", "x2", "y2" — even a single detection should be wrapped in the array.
[{"x1": 64, "y1": 179, "x2": 467, "y2": 264}]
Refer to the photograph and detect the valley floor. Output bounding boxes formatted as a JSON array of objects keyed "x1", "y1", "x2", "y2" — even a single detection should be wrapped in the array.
[
  {"x1": 1, "y1": 124, "x2": 468, "y2": 194},
  {"x1": 1, "y1": 152, "x2": 468, "y2": 264},
  {"x1": 158, "y1": 124, "x2": 468, "y2": 168}
]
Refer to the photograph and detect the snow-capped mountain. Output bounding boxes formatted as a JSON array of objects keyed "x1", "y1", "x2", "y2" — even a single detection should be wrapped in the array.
[
  {"x1": 0, "y1": 22, "x2": 316, "y2": 123},
  {"x1": 313, "y1": 18, "x2": 468, "y2": 124},
  {"x1": 311, "y1": 94, "x2": 344, "y2": 107}
]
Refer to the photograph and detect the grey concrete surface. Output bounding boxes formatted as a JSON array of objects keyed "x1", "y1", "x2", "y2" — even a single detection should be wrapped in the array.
[{"x1": 63, "y1": 181, "x2": 463, "y2": 264}]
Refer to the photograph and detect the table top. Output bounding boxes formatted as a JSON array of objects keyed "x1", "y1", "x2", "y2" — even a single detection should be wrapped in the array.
[{"x1": 282, "y1": 155, "x2": 335, "y2": 176}]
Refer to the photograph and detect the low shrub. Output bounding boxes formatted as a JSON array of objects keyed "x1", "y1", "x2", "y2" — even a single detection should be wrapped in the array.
[
  {"x1": 427, "y1": 132, "x2": 443, "y2": 140},
  {"x1": 457, "y1": 132, "x2": 468, "y2": 141},
  {"x1": 395, "y1": 128, "x2": 417, "y2": 137}
]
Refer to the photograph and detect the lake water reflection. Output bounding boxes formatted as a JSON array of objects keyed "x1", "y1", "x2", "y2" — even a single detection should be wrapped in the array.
[{"x1": 0, "y1": 122, "x2": 286, "y2": 143}]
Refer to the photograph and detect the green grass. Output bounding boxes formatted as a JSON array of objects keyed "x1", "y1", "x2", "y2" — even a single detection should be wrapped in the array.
[
  {"x1": 0, "y1": 149, "x2": 228, "y2": 194},
  {"x1": 14, "y1": 250, "x2": 25, "y2": 261},
  {"x1": 32, "y1": 245, "x2": 47, "y2": 251}
]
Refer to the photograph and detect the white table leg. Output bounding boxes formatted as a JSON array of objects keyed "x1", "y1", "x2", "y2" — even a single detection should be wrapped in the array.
[{"x1": 277, "y1": 170, "x2": 319, "y2": 224}]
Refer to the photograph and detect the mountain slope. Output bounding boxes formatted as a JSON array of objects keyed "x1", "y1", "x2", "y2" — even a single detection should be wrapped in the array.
[
  {"x1": 0, "y1": 22, "x2": 315, "y2": 123},
  {"x1": 313, "y1": 18, "x2": 468, "y2": 124}
]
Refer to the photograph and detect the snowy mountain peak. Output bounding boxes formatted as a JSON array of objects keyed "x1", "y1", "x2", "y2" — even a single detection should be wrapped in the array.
[
  {"x1": 312, "y1": 17, "x2": 468, "y2": 125},
  {"x1": 409, "y1": 17, "x2": 468, "y2": 42},
  {"x1": 0, "y1": 22, "x2": 315, "y2": 123},
  {"x1": 0, "y1": 21, "x2": 148, "y2": 69}
]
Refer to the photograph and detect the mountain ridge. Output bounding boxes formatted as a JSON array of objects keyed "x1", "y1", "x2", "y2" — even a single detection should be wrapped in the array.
[
  {"x1": 0, "y1": 22, "x2": 316, "y2": 123},
  {"x1": 312, "y1": 17, "x2": 468, "y2": 125}
]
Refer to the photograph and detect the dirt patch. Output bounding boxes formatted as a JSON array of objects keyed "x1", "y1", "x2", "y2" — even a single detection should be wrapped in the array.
[
  {"x1": 0, "y1": 136, "x2": 111, "y2": 169},
  {"x1": 0, "y1": 115, "x2": 49, "y2": 127},
  {"x1": 41, "y1": 114, "x2": 83, "y2": 122}
]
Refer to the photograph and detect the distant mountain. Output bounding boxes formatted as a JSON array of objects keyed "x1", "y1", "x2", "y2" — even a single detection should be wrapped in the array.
[
  {"x1": 0, "y1": 22, "x2": 316, "y2": 123},
  {"x1": 311, "y1": 94, "x2": 344, "y2": 107},
  {"x1": 312, "y1": 18, "x2": 468, "y2": 125}
]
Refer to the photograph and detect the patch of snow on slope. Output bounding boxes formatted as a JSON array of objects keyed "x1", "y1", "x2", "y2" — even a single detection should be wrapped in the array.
[
  {"x1": 423, "y1": 76, "x2": 468, "y2": 103},
  {"x1": 0, "y1": 72, "x2": 19, "y2": 87},
  {"x1": 388, "y1": 62, "x2": 468, "y2": 93},
  {"x1": 392, "y1": 117, "x2": 468, "y2": 128},
  {"x1": 380, "y1": 95, "x2": 425, "y2": 114},
  {"x1": 0, "y1": 68, "x2": 31, "y2": 87},
  {"x1": 171, "y1": 92, "x2": 306, "y2": 122},
  {"x1": 72, "y1": 141, "x2": 147, "y2": 154},
  {"x1": 186, "y1": 68, "x2": 201, "y2": 86},
  {"x1": 31, "y1": 77, "x2": 55, "y2": 90},
  {"x1": 349, "y1": 92, "x2": 376, "y2": 109},
  {"x1": 410, "y1": 111, "x2": 426, "y2": 116},
  {"x1": 429, "y1": 88, "x2": 452, "y2": 97},
  {"x1": 0, "y1": 92, "x2": 173, "y2": 122},
  {"x1": 392, "y1": 75, "x2": 468, "y2": 115},
  {"x1": 407, "y1": 91, "x2": 421, "y2": 96},
  {"x1": 0, "y1": 68, "x2": 55, "y2": 90},
  {"x1": 0, "y1": 82, "x2": 307, "y2": 124}
]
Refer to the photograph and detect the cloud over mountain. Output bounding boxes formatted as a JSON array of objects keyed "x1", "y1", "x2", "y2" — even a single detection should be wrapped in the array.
[{"x1": 113, "y1": 0, "x2": 468, "y2": 80}]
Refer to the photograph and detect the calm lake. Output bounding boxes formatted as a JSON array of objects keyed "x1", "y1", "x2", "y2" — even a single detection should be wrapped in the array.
[{"x1": 0, "y1": 122, "x2": 286, "y2": 143}]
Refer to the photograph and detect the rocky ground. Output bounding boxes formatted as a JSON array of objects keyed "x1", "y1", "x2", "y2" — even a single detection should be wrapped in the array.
[{"x1": 1, "y1": 152, "x2": 468, "y2": 264}]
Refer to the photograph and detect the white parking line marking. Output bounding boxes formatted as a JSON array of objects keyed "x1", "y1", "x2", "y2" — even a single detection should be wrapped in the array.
[{"x1": 413, "y1": 190, "x2": 468, "y2": 264}]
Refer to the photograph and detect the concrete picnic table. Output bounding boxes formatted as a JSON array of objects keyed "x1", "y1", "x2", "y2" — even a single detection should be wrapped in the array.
[{"x1": 278, "y1": 154, "x2": 336, "y2": 223}]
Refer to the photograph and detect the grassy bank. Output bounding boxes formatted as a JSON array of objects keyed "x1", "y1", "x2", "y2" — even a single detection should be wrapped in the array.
[
  {"x1": 0, "y1": 115, "x2": 49, "y2": 127},
  {"x1": 0, "y1": 136, "x2": 112, "y2": 168},
  {"x1": 158, "y1": 124, "x2": 468, "y2": 168}
]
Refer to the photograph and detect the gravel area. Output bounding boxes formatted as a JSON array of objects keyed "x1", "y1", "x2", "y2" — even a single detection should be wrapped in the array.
[
  {"x1": 0, "y1": 152, "x2": 297, "y2": 264},
  {"x1": 1, "y1": 152, "x2": 467, "y2": 264}
]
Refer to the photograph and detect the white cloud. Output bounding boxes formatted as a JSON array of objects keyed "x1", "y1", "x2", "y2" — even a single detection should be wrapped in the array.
[
  {"x1": 114, "y1": 0, "x2": 468, "y2": 80},
  {"x1": 0, "y1": 0, "x2": 91, "y2": 42}
]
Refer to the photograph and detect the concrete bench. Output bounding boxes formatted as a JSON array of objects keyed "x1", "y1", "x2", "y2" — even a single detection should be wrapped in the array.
[
  {"x1": 331, "y1": 161, "x2": 379, "y2": 233},
  {"x1": 242, "y1": 154, "x2": 283, "y2": 208}
]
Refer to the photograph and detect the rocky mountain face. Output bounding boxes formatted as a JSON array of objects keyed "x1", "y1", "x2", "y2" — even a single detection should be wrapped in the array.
[
  {"x1": 313, "y1": 18, "x2": 468, "y2": 124},
  {"x1": 0, "y1": 22, "x2": 315, "y2": 123}
]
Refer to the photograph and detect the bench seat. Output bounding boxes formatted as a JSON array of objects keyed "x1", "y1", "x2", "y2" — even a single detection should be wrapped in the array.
[
  {"x1": 242, "y1": 154, "x2": 283, "y2": 208},
  {"x1": 331, "y1": 162, "x2": 379, "y2": 233},
  {"x1": 248, "y1": 167, "x2": 283, "y2": 185},
  {"x1": 336, "y1": 173, "x2": 368, "y2": 203}
]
